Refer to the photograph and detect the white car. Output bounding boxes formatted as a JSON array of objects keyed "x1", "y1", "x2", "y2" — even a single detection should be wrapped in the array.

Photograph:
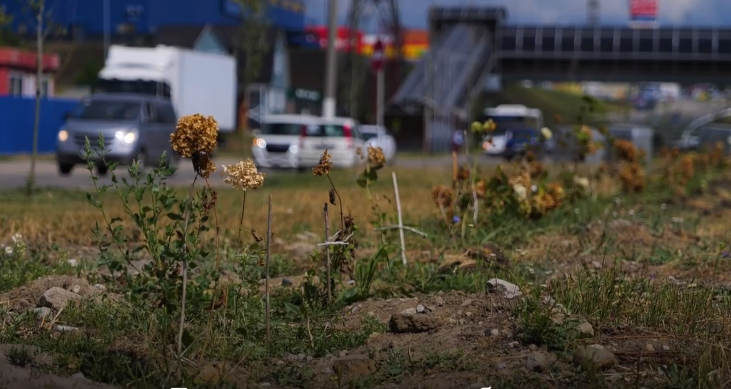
[
  {"x1": 251, "y1": 114, "x2": 320, "y2": 170},
  {"x1": 298, "y1": 117, "x2": 365, "y2": 170},
  {"x1": 360, "y1": 125, "x2": 397, "y2": 164}
]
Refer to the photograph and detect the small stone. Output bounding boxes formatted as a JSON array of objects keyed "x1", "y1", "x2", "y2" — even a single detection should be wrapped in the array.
[
  {"x1": 321, "y1": 367, "x2": 334, "y2": 374},
  {"x1": 497, "y1": 362, "x2": 507, "y2": 369},
  {"x1": 39, "y1": 287, "x2": 82, "y2": 310},
  {"x1": 56, "y1": 325, "x2": 79, "y2": 332},
  {"x1": 574, "y1": 344, "x2": 617, "y2": 370},
  {"x1": 529, "y1": 344, "x2": 538, "y2": 351},
  {"x1": 591, "y1": 261, "x2": 602, "y2": 269},
  {"x1": 67, "y1": 259, "x2": 78, "y2": 267},
  {"x1": 465, "y1": 312, "x2": 473, "y2": 317},
  {"x1": 435, "y1": 296, "x2": 445, "y2": 306},
  {"x1": 461, "y1": 299, "x2": 474, "y2": 307},
  {"x1": 351, "y1": 305, "x2": 361, "y2": 314},
  {"x1": 575, "y1": 321, "x2": 595, "y2": 338},
  {"x1": 71, "y1": 285, "x2": 81, "y2": 294},
  {"x1": 662, "y1": 345, "x2": 670, "y2": 351},
  {"x1": 508, "y1": 341, "x2": 520, "y2": 348},
  {"x1": 400, "y1": 308, "x2": 417, "y2": 315},
  {"x1": 389, "y1": 313, "x2": 440, "y2": 333},
  {"x1": 93, "y1": 284, "x2": 106, "y2": 291},
  {"x1": 32, "y1": 307, "x2": 52, "y2": 319},
  {"x1": 646, "y1": 344, "x2": 655, "y2": 352},
  {"x1": 416, "y1": 304, "x2": 426, "y2": 313},
  {"x1": 486, "y1": 278, "x2": 522, "y2": 299},
  {"x1": 525, "y1": 352, "x2": 549, "y2": 372},
  {"x1": 281, "y1": 278, "x2": 293, "y2": 287},
  {"x1": 490, "y1": 329, "x2": 500, "y2": 337},
  {"x1": 297, "y1": 353, "x2": 306, "y2": 361}
]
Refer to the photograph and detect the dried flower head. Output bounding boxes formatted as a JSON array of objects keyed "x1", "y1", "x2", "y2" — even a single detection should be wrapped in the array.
[
  {"x1": 432, "y1": 185, "x2": 454, "y2": 208},
  {"x1": 193, "y1": 152, "x2": 216, "y2": 178},
  {"x1": 367, "y1": 145, "x2": 386, "y2": 166},
  {"x1": 220, "y1": 159, "x2": 265, "y2": 191},
  {"x1": 312, "y1": 150, "x2": 333, "y2": 176},
  {"x1": 170, "y1": 114, "x2": 219, "y2": 158},
  {"x1": 457, "y1": 165, "x2": 470, "y2": 181},
  {"x1": 614, "y1": 139, "x2": 638, "y2": 163}
]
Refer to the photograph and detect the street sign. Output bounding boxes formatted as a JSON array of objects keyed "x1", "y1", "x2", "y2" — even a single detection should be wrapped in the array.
[
  {"x1": 371, "y1": 39, "x2": 385, "y2": 71},
  {"x1": 629, "y1": 0, "x2": 658, "y2": 29}
]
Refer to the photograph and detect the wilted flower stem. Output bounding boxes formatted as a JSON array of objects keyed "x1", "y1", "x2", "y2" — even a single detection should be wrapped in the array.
[
  {"x1": 177, "y1": 173, "x2": 198, "y2": 374},
  {"x1": 238, "y1": 191, "x2": 247, "y2": 245},
  {"x1": 325, "y1": 174, "x2": 344, "y2": 232}
]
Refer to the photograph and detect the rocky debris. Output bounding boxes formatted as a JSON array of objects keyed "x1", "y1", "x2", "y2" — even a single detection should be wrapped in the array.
[
  {"x1": 389, "y1": 312, "x2": 441, "y2": 333},
  {"x1": 486, "y1": 278, "x2": 522, "y2": 299},
  {"x1": 32, "y1": 307, "x2": 52, "y2": 319},
  {"x1": 38, "y1": 287, "x2": 81, "y2": 310},
  {"x1": 574, "y1": 321, "x2": 595, "y2": 338},
  {"x1": 332, "y1": 354, "x2": 376, "y2": 383},
  {"x1": 574, "y1": 344, "x2": 617, "y2": 370},
  {"x1": 416, "y1": 304, "x2": 426, "y2": 313},
  {"x1": 525, "y1": 352, "x2": 550, "y2": 372}
]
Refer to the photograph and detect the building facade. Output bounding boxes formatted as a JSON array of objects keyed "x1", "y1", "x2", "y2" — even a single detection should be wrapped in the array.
[
  {"x1": 0, "y1": 48, "x2": 59, "y2": 97},
  {"x1": 0, "y1": 0, "x2": 305, "y2": 38}
]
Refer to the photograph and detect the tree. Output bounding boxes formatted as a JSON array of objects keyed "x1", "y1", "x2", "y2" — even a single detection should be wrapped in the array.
[
  {"x1": 21, "y1": 0, "x2": 64, "y2": 195},
  {"x1": 233, "y1": 0, "x2": 269, "y2": 134}
]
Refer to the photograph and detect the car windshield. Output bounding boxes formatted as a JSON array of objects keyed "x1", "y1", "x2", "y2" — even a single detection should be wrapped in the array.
[
  {"x1": 509, "y1": 129, "x2": 538, "y2": 142},
  {"x1": 305, "y1": 124, "x2": 348, "y2": 137},
  {"x1": 261, "y1": 123, "x2": 302, "y2": 135},
  {"x1": 361, "y1": 132, "x2": 378, "y2": 140},
  {"x1": 481, "y1": 115, "x2": 538, "y2": 136},
  {"x1": 73, "y1": 100, "x2": 141, "y2": 121}
]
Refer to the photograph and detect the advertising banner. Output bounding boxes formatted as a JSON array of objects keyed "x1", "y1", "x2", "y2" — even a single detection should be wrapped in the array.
[{"x1": 629, "y1": 0, "x2": 658, "y2": 29}]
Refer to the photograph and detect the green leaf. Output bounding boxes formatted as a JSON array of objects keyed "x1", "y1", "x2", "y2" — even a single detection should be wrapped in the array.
[{"x1": 166, "y1": 212, "x2": 184, "y2": 221}]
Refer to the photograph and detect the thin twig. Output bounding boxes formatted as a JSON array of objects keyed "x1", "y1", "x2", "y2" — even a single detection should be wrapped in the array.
[
  {"x1": 463, "y1": 130, "x2": 479, "y2": 225},
  {"x1": 392, "y1": 172, "x2": 407, "y2": 266},
  {"x1": 325, "y1": 174, "x2": 344, "y2": 232},
  {"x1": 265, "y1": 194, "x2": 272, "y2": 348},
  {"x1": 204, "y1": 178, "x2": 221, "y2": 270},
  {"x1": 238, "y1": 191, "x2": 247, "y2": 245},
  {"x1": 374, "y1": 225, "x2": 428, "y2": 237},
  {"x1": 317, "y1": 241, "x2": 351, "y2": 247},
  {"x1": 324, "y1": 203, "x2": 331, "y2": 304}
]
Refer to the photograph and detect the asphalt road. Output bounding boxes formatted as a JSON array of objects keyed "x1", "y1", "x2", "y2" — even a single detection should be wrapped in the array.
[{"x1": 0, "y1": 155, "x2": 496, "y2": 190}]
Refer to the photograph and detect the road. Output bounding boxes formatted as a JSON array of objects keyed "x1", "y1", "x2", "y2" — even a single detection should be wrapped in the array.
[{"x1": 0, "y1": 155, "x2": 491, "y2": 190}]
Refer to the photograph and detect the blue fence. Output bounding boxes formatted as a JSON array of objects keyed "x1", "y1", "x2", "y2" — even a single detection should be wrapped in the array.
[{"x1": 0, "y1": 96, "x2": 80, "y2": 155}]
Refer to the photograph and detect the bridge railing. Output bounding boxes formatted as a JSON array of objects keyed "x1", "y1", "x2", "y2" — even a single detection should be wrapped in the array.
[{"x1": 499, "y1": 26, "x2": 731, "y2": 60}]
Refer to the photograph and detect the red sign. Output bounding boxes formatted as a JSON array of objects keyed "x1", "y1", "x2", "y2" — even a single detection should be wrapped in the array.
[
  {"x1": 629, "y1": 0, "x2": 657, "y2": 27},
  {"x1": 304, "y1": 26, "x2": 364, "y2": 53},
  {"x1": 371, "y1": 40, "x2": 385, "y2": 71}
]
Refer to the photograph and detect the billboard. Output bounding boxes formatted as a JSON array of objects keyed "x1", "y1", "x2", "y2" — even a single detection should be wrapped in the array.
[
  {"x1": 629, "y1": 0, "x2": 658, "y2": 29},
  {"x1": 305, "y1": 26, "x2": 364, "y2": 53}
]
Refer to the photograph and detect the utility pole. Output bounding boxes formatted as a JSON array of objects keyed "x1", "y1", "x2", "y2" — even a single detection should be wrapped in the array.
[{"x1": 322, "y1": 0, "x2": 338, "y2": 118}]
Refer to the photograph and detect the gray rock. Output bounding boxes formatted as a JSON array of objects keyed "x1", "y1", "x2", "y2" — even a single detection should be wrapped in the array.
[
  {"x1": 281, "y1": 278, "x2": 293, "y2": 287},
  {"x1": 71, "y1": 285, "x2": 82, "y2": 294},
  {"x1": 93, "y1": 284, "x2": 106, "y2": 291},
  {"x1": 39, "y1": 287, "x2": 81, "y2": 310},
  {"x1": 400, "y1": 307, "x2": 417, "y2": 315},
  {"x1": 486, "y1": 278, "x2": 522, "y2": 299},
  {"x1": 416, "y1": 304, "x2": 426, "y2": 313},
  {"x1": 575, "y1": 321, "x2": 595, "y2": 338},
  {"x1": 32, "y1": 307, "x2": 52, "y2": 319},
  {"x1": 574, "y1": 344, "x2": 617, "y2": 370},
  {"x1": 508, "y1": 341, "x2": 520, "y2": 348},
  {"x1": 435, "y1": 296, "x2": 445, "y2": 306},
  {"x1": 321, "y1": 366, "x2": 334, "y2": 374},
  {"x1": 56, "y1": 325, "x2": 79, "y2": 332},
  {"x1": 490, "y1": 329, "x2": 500, "y2": 337},
  {"x1": 389, "y1": 313, "x2": 440, "y2": 333},
  {"x1": 525, "y1": 352, "x2": 549, "y2": 372}
]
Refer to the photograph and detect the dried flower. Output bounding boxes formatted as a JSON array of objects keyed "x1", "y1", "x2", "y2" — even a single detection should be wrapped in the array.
[
  {"x1": 432, "y1": 185, "x2": 454, "y2": 208},
  {"x1": 367, "y1": 145, "x2": 386, "y2": 166},
  {"x1": 220, "y1": 159, "x2": 265, "y2": 191},
  {"x1": 170, "y1": 114, "x2": 219, "y2": 158},
  {"x1": 193, "y1": 152, "x2": 216, "y2": 178},
  {"x1": 312, "y1": 150, "x2": 333, "y2": 176}
]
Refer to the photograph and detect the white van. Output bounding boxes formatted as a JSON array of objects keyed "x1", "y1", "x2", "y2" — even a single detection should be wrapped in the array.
[
  {"x1": 251, "y1": 114, "x2": 320, "y2": 170},
  {"x1": 480, "y1": 104, "x2": 543, "y2": 157},
  {"x1": 298, "y1": 117, "x2": 365, "y2": 170}
]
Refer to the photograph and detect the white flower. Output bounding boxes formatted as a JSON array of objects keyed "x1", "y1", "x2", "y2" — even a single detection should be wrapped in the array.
[
  {"x1": 512, "y1": 184, "x2": 528, "y2": 201},
  {"x1": 531, "y1": 184, "x2": 538, "y2": 193},
  {"x1": 4, "y1": 246, "x2": 13, "y2": 255},
  {"x1": 11, "y1": 233, "x2": 22, "y2": 244},
  {"x1": 540, "y1": 127, "x2": 552, "y2": 140}
]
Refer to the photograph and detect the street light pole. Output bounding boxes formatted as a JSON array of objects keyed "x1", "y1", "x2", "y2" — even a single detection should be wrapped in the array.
[{"x1": 322, "y1": 0, "x2": 338, "y2": 118}]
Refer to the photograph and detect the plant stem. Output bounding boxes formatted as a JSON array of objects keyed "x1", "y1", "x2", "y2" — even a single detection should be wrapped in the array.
[
  {"x1": 177, "y1": 174, "x2": 197, "y2": 373},
  {"x1": 265, "y1": 194, "x2": 272, "y2": 348},
  {"x1": 238, "y1": 191, "x2": 247, "y2": 245},
  {"x1": 204, "y1": 178, "x2": 221, "y2": 270},
  {"x1": 324, "y1": 202, "x2": 331, "y2": 303},
  {"x1": 325, "y1": 174, "x2": 344, "y2": 232},
  {"x1": 463, "y1": 130, "x2": 479, "y2": 225}
]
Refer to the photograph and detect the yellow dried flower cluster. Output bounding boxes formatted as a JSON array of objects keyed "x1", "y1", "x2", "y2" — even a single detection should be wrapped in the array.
[
  {"x1": 471, "y1": 119, "x2": 496, "y2": 134},
  {"x1": 170, "y1": 114, "x2": 219, "y2": 158},
  {"x1": 533, "y1": 183, "x2": 565, "y2": 216},
  {"x1": 367, "y1": 146, "x2": 386, "y2": 166},
  {"x1": 220, "y1": 159, "x2": 265, "y2": 191},
  {"x1": 196, "y1": 156, "x2": 217, "y2": 179},
  {"x1": 312, "y1": 150, "x2": 333, "y2": 176},
  {"x1": 432, "y1": 185, "x2": 454, "y2": 208}
]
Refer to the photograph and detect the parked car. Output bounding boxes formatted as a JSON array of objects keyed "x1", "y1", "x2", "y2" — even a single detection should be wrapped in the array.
[
  {"x1": 298, "y1": 117, "x2": 365, "y2": 170},
  {"x1": 251, "y1": 114, "x2": 320, "y2": 170},
  {"x1": 359, "y1": 124, "x2": 397, "y2": 164},
  {"x1": 502, "y1": 128, "x2": 547, "y2": 161},
  {"x1": 55, "y1": 93, "x2": 180, "y2": 176}
]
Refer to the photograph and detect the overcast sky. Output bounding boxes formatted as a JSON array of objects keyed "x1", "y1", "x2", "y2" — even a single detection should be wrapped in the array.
[{"x1": 303, "y1": 0, "x2": 729, "y2": 30}]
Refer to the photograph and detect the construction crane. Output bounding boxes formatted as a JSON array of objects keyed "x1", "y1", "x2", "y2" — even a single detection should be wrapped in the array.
[{"x1": 341, "y1": 0, "x2": 404, "y2": 121}]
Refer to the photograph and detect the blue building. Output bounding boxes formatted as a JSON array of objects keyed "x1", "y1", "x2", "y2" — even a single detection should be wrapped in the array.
[{"x1": 0, "y1": 0, "x2": 305, "y2": 38}]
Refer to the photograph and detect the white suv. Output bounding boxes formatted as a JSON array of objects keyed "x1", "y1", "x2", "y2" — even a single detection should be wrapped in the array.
[
  {"x1": 298, "y1": 117, "x2": 365, "y2": 170},
  {"x1": 251, "y1": 114, "x2": 320, "y2": 170}
]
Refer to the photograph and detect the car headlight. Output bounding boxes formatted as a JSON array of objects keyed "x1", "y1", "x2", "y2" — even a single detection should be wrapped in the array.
[
  {"x1": 58, "y1": 129, "x2": 69, "y2": 142},
  {"x1": 115, "y1": 131, "x2": 137, "y2": 144},
  {"x1": 253, "y1": 138, "x2": 266, "y2": 148}
]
